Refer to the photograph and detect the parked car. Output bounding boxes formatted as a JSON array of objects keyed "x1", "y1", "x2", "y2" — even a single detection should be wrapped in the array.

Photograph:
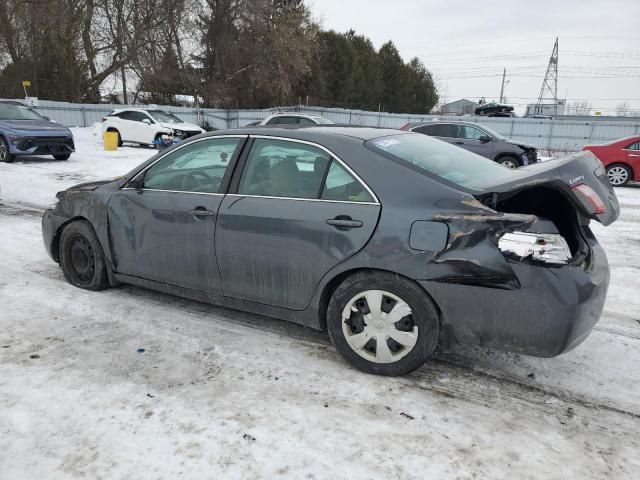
[
  {"x1": 257, "y1": 113, "x2": 335, "y2": 126},
  {"x1": 102, "y1": 108, "x2": 204, "y2": 148},
  {"x1": 401, "y1": 121, "x2": 538, "y2": 168},
  {"x1": 0, "y1": 100, "x2": 74, "y2": 162},
  {"x1": 583, "y1": 136, "x2": 640, "y2": 186},
  {"x1": 43, "y1": 127, "x2": 618, "y2": 376},
  {"x1": 475, "y1": 102, "x2": 514, "y2": 117}
]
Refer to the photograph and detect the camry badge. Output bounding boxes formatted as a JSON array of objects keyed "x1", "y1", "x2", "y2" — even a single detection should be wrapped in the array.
[{"x1": 569, "y1": 175, "x2": 584, "y2": 185}]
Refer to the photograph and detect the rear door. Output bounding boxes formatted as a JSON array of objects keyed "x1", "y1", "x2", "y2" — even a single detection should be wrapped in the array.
[
  {"x1": 625, "y1": 140, "x2": 640, "y2": 164},
  {"x1": 107, "y1": 136, "x2": 246, "y2": 293},
  {"x1": 215, "y1": 136, "x2": 381, "y2": 310}
]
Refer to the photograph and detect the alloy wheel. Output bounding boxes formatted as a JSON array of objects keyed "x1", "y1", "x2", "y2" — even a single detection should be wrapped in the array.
[
  {"x1": 0, "y1": 143, "x2": 6, "y2": 161},
  {"x1": 607, "y1": 166, "x2": 629, "y2": 186},
  {"x1": 341, "y1": 290, "x2": 418, "y2": 364},
  {"x1": 500, "y1": 159, "x2": 518, "y2": 169}
]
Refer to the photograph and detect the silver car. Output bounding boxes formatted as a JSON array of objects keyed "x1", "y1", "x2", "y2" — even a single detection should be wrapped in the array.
[{"x1": 402, "y1": 121, "x2": 538, "y2": 168}]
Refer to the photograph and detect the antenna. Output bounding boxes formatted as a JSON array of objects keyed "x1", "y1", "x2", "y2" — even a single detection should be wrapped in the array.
[{"x1": 535, "y1": 38, "x2": 559, "y2": 116}]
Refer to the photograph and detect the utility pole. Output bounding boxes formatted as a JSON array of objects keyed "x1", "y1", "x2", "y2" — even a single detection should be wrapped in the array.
[
  {"x1": 535, "y1": 38, "x2": 559, "y2": 117},
  {"x1": 499, "y1": 68, "x2": 506, "y2": 103}
]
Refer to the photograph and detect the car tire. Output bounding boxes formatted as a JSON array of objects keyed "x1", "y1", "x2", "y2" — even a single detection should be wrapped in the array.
[
  {"x1": 498, "y1": 156, "x2": 521, "y2": 168},
  {"x1": 59, "y1": 220, "x2": 109, "y2": 291},
  {"x1": 53, "y1": 154, "x2": 71, "y2": 161},
  {"x1": 0, "y1": 136, "x2": 15, "y2": 163},
  {"x1": 606, "y1": 163, "x2": 632, "y2": 187},
  {"x1": 327, "y1": 271, "x2": 439, "y2": 376}
]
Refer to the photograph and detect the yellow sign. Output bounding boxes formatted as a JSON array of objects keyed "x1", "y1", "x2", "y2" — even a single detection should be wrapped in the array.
[
  {"x1": 594, "y1": 111, "x2": 602, "y2": 116},
  {"x1": 22, "y1": 80, "x2": 31, "y2": 87}
]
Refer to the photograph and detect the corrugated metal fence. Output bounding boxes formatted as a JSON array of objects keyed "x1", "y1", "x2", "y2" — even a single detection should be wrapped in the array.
[{"x1": 22, "y1": 99, "x2": 640, "y2": 152}]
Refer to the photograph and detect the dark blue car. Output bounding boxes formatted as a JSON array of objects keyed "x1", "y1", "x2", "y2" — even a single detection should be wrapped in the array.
[{"x1": 0, "y1": 100, "x2": 75, "y2": 162}]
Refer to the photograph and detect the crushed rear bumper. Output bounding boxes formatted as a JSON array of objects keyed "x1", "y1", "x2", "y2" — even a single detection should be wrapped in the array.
[{"x1": 422, "y1": 228, "x2": 609, "y2": 357}]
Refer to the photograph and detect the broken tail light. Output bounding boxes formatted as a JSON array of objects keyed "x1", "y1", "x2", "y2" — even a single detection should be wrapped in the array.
[
  {"x1": 571, "y1": 183, "x2": 606, "y2": 215},
  {"x1": 498, "y1": 232, "x2": 572, "y2": 265}
]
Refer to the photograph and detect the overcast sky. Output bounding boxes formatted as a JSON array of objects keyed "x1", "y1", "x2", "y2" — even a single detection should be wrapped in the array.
[{"x1": 309, "y1": 0, "x2": 640, "y2": 115}]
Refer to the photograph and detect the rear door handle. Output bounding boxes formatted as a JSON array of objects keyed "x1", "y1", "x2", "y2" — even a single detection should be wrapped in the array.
[
  {"x1": 326, "y1": 217, "x2": 363, "y2": 230},
  {"x1": 189, "y1": 207, "x2": 215, "y2": 218}
]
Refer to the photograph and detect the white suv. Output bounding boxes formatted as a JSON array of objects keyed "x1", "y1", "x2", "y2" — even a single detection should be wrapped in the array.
[
  {"x1": 102, "y1": 108, "x2": 204, "y2": 147},
  {"x1": 250, "y1": 113, "x2": 335, "y2": 126}
]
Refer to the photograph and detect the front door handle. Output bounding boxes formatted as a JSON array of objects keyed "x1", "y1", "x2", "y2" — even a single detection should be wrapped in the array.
[
  {"x1": 454, "y1": 141, "x2": 465, "y2": 145},
  {"x1": 189, "y1": 207, "x2": 215, "y2": 219},
  {"x1": 326, "y1": 216, "x2": 363, "y2": 230}
]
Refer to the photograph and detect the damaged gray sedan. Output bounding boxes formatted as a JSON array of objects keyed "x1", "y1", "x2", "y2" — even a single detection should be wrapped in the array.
[{"x1": 42, "y1": 127, "x2": 619, "y2": 376}]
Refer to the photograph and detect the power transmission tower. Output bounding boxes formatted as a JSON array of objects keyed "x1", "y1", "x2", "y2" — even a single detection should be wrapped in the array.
[{"x1": 535, "y1": 38, "x2": 559, "y2": 116}]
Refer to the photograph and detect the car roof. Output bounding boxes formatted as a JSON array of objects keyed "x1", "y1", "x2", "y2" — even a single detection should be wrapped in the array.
[
  {"x1": 406, "y1": 120, "x2": 482, "y2": 128},
  {"x1": 209, "y1": 125, "x2": 408, "y2": 141},
  {"x1": 111, "y1": 108, "x2": 168, "y2": 113}
]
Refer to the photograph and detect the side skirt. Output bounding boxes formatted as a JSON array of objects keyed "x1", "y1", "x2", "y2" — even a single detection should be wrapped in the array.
[{"x1": 113, "y1": 273, "x2": 322, "y2": 330}]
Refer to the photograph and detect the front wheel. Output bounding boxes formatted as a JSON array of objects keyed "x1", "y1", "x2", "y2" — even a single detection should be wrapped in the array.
[
  {"x1": 606, "y1": 163, "x2": 632, "y2": 187},
  {"x1": 327, "y1": 272, "x2": 439, "y2": 376},
  {"x1": 0, "y1": 137, "x2": 15, "y2": 163},
  {"x1": 59, "y1": 220, "x2": 109, "y2": 291},
  {"x1": 53, "y1": 153, "x2": 71, "y2": 161},
  {"x1": 498, "y1": 156, "x2": 521, "y2": 169}
]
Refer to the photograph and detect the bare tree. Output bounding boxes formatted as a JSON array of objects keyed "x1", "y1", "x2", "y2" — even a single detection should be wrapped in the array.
[{"x1": 566, "y1": 101, "x2": 592, "y2": 116}]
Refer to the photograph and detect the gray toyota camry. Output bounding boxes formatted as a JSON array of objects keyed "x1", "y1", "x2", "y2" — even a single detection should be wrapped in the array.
[{"x1": 42, "y1": 127, "x2": 619, "y2": 376}]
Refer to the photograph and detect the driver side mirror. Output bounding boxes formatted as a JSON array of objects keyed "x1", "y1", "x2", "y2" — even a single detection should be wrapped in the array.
[
  {"x1": 142, "y1": 118, "x2": 152, "y2": 125},
  {"x1": 479, "y1": 135, "x2": 492, "y2": 143},
  {"x1": 128, "y1": 176, "x2": 145, "y2": 191}
]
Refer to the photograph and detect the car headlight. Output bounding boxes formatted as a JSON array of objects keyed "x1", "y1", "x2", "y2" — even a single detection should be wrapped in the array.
[{"x1": 498, "y1": 232, "x2": 571, "y2": 264}]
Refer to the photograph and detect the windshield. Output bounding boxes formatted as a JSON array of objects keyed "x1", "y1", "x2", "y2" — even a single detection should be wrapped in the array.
[
  {"x1": 365, "y1": 133, "x2": 516, "y2": 191},
  {"x1": 148, "y1": 110, "x2": 183, "y2": 123},
  {"x1": 0, "y1": 103, "x2": 44, "y2": 120}
]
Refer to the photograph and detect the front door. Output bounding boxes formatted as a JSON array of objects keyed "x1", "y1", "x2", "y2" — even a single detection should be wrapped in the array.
[
  {"x1": 107, "y1": 136, "x2": 246, "y2": 293},
  {"x1": 457, "y1": 124, "x2": 494, "y2": 159},
  {"x1": 216, "y1": 137, "x2": 381, "y2": 310}
]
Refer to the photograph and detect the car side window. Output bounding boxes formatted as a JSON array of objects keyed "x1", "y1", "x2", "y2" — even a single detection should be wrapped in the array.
[
  {"x1": 462, "y1": 126, "x2": 486, "y2": 140},
  {"x1": 130, "y1": 112, "x2": 148, "y2": 122},
  {"x1": 141, "y1": 138, "x2": 242, "y2": 193},
  {"x1": 321, "y1": 161, "x2": 375, "y2": 203},
  {"x1": 625, "y1": 141, "x2": 640, "y2": 150},
  {"x1": 298, "y1": 117, "x2": 315, "y2": 125},
  {"x1": 238, "y1": 139, "x2": 331, "y2": 199},
  {"x1": 269, "y1": 116, "x2": 299, "y2": 125},
  {"x1": 431, "y1": 124, "x2": 456, "y2": 138},
  {"x1": 413, "y1": 125, "x2": 432, "y2": 135}
]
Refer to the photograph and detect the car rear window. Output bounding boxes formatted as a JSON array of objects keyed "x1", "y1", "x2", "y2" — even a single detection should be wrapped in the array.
[{"x1": 365, "y1": 133, "x2": 516, "y2": 191}]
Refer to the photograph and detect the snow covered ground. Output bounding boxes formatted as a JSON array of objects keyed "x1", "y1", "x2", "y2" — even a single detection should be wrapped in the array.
[{"x1": 1, "y1": 128, "x2": 640, "y2": 479}]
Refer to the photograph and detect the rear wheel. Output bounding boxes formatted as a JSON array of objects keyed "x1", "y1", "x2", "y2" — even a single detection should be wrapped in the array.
[
  {"x1": 498, "y1": 155, "x2": 520, "y2": 169},
  {"x1": 606, "y1": 163, "x2": 632, "y2": 187},
  {"x1": 327, "y1": 271, "x2": 439, "y2": 376},
  {"x1": 0, "y1": 137, "x2": 15, "y2": 163},
  {"x1": 59, "y1": 220, "x2": 109, "y2": 291},
  {"x1": 53, "y1": 153, "x2": 71, "y2": 161}
]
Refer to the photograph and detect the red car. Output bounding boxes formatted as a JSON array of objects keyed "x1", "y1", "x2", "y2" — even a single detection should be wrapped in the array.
[{"x1": 583, "y1": 136, "x2": 640, "y2": 186}]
